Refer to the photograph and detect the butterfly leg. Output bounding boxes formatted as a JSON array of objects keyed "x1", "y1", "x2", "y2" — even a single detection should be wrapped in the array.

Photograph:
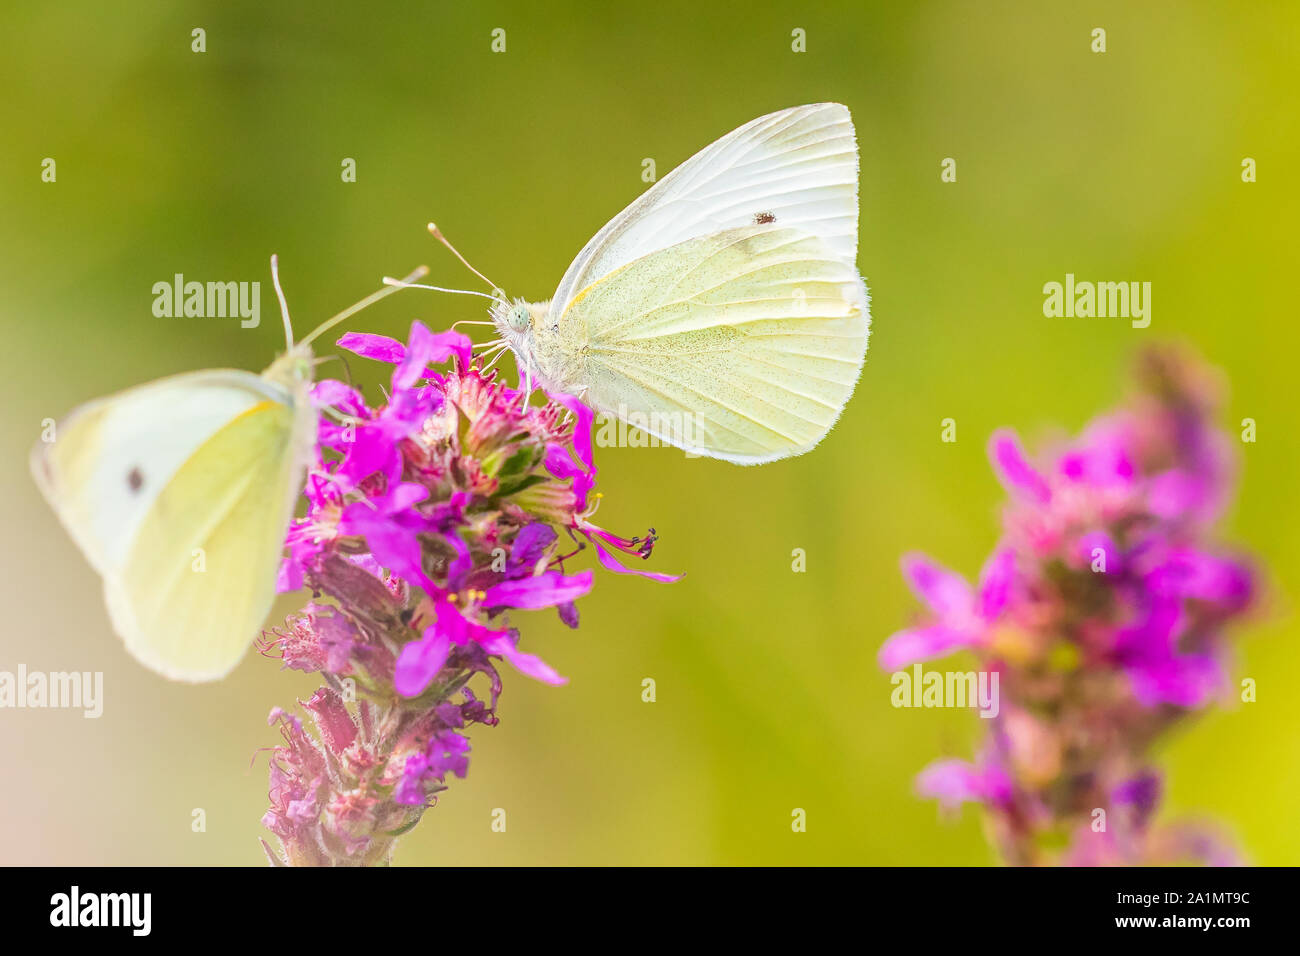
[{"x1": 519, "y1": 366, "x2": 533, "y2": 409}]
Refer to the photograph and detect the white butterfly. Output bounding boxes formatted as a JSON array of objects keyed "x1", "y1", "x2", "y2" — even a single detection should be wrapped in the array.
[
  {"x1": 30, "y1": 262, "x2": 420, "y2": 681},
  {"x1": 487, "y1": 102, "x2": 870, "y2": 464}
]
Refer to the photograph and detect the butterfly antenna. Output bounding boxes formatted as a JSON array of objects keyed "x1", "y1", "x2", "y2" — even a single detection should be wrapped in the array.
[
  {"x1": 298, "y1": 264, "x2": 430, "y2": 349},
  {"x1": 427, "y1": 222, "x2": 500, "y2": 292},
  {"x1": 270, "y1": 254, "x2": 294, "y2": 351},
  {"x1": 381, "y1": 277, "x2": 505, "y2": 304}
]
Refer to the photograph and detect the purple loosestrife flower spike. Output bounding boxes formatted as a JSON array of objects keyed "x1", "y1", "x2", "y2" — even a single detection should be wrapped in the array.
[
  {"x1": 881, "y1": 346, "x2": 1258, "y2": 866},
  {"x1": 259, "y1": 319, "x2": 677, "y2": 866}
]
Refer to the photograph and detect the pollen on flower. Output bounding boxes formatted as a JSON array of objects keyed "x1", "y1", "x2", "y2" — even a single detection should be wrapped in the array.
[{"x1": 259, "y1": 318, "x2": 678, "y2": 866}]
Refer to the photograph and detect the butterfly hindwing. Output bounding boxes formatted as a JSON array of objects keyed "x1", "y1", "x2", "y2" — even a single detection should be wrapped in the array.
[{"x1": 554, "y1": 224, "x2": 870, "y2": 463}]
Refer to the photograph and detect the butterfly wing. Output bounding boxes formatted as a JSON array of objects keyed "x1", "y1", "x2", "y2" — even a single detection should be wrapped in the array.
[
  {"x1": 31, "y1": 370, "x2": 314, "y2": 680},
  {"x1": 550, "y1": 102, "x2": 860, "y2": 314},
  {"x1": 554, "y1": 224, "x2": 869, "y2": 464}
]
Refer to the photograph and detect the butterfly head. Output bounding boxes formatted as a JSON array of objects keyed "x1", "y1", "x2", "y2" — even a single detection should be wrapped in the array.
[
  {"x1": 263, "y1": 342, "x2": 316, "y2": 391},
  {"x1": 490, "y1": 297, "x2": 546, "y2": 333},
  {"x1": 490, "y1": 296, "x2": 551, "y2": 358}
]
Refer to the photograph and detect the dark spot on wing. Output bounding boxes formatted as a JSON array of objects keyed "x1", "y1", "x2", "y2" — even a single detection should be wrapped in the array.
[
  {"x1": 754, "y1": 211, "x2": 776, "y2": 224},
  {"x1": 127, "y1": 467, "x2": 144, "y2": 492}
]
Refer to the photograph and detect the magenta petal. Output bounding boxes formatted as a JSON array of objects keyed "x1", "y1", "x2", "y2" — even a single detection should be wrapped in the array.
[
  {"x1": 1149, "y1": 549, "x2": 1253, "y2": 609},
  {"x1": 311, "y1": 379, "x2": 367, "y2": 416},
  {"x1": 336, "y1": 331, "x2": 406, "y2": 363},
  {"x1": 976, "y1": 548, "x2": 1016, "y2": 620},
  {"x1": 1112, "y1": 772, "x2": 1162, "y2": 826},
  {"x1": 387, "y1": 482, "x2": 431, "y2": 511},
  {"x1": 544, "y1": 443, "x2": 584, "y2": 480},
  {"x1": 1115, "y1": 594, "x2": 1183, "y2": 660},
  {"x1": 339, "y1": 484, "x2": 439, "y2": 594},
  {"x1": 915, "y1": 759, "x2": 1011, "y2": 809},
  {"x1": 509, "y1": 523, "x2": 558, "y2": 572},
  {"x1": 1126, "y1": 652, "x2": 1222, "y2": 708},
  {"x1": 277, "y1": 530, "x2": 321, "y2": 594},
  {"x1": 590, "y1": 538, "x2": 683, "y2": 581},
  {"x1": 901, "y1": 553, "x2": 974, "y2": 619},
  {"x1": 334, "y1": 423, "x2": 405, "y2": 490},
  {"x1": 544, "y1": 444, "x2": 582, "y2": 482},
  {"x1": 393, "y1": 321, "x2": 473, "y2": 389},
  {"x1": 1076, "y1": 530, "x2": 1121, "y2": 575},
  {"x1": 482, "y1": 570, "x2": 594, "y2": 610},
  {"x1": 546, "y1": 391, "x2": 596, "y2": 472},
  {"x1": 878, "y1": 624, "x2": 976, "y2": 670},
  {"x1": 394, "y1": 625, "x2": 452, "y2": 697},
  {"x1": 988, "y1": 429, "x2": 1052, "y2": 503},
  {"x1": 1059, "y1": 419, "x2": 1138, "y2": 487},
  {"x1": 444, "y1": 534, "x2": 473, "y2": 591},
  {"x1": 1146, "y1": 469, "x2": 1207, "y2": 520},
  {"x1": 477, "y1": 632, "x2": 567, "y2": 685},
  {"x1": 545, "y1": 443, "x2": 596, "y2": 512},
  {"x1": 276, "y1": 556, "x2": 303, "y2": 594},
  {"x1": 558, "y1": 601, "x2": 580, "y2": 628},
  {"x1": 316, "y1": 419, "x2": 354, "y2": 450}
]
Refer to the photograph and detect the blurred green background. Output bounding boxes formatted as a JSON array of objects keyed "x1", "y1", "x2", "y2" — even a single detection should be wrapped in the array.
[{"x1": 1, "y1": 1, "x2": 1296, "y2": 865}]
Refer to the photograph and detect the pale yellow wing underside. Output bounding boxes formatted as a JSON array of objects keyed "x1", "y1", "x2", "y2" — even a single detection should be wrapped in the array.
[
  {"x1": 106, "y1": 398, "x2": 303, "y2": 680},
  {"x1": 32, "y1": 371, "x2": 311, "y2": 681},
  {"x1": 551, "y1": 224, "x2": 870, "y2": 463}
]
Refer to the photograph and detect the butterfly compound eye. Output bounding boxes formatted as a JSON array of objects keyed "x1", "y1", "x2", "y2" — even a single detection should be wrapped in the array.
[{"x1": 511, "y1": 305, "x2": 531, "y2": 332}]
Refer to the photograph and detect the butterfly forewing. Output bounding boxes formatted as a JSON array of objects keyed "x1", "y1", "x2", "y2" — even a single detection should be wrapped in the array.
[
  {"x1": 550, "y1": 102, "x2": 860, "y2": 316},
  {"x1": 31, "y1": 373, "x2": 283, "y2": 575},
  {"x1": 32, "y1": 371, "x2": 312, "y2": 680},
  {"x1": 107, "y1": 395, "x2": 306, "y2": 680}
]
